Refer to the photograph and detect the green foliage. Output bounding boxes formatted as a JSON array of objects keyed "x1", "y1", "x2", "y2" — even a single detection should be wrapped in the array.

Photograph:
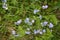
[
  {"x1": 44, "y1": 15, "x2": 58, "y2": 25},
  {"x1": 17, "y1": 26, "x2": 25, "y2": 37},
  {"x1": 0, "y1": 0, "x2": 60, "y2": 40}
]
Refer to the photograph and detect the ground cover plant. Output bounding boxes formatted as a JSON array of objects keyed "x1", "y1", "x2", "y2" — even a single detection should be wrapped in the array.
[{"x1": 0, "y1": 0, "x2": 60, "y2": 40}]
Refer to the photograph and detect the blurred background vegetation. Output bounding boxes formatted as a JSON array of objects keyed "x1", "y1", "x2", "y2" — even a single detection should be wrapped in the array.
[{"x1": 0, "y1": 0, "x2": 60, "y2": 40}]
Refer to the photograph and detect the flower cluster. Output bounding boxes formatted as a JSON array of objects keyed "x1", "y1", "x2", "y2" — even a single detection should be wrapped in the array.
[
  {"x1": 41, "y1": 21, "x2": 54, "y2": 28},
  {"x1": 14, "y1": 9, "x2": 54, "y2": 35},
  {"x1": 25, "y1": 28, "x2": 46, "y2": 35},
  {"x1": 12, "y1": 4, "x2": 54, "y2": 36}
]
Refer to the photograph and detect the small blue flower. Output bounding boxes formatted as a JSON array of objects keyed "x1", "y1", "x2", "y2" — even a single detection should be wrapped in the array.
[
  {"x1": 34, "y1": 30, "x2": 38, "y2": 34},
  {"x1": 33, "y1": 9, "x2": 39, "y2": 14},
  {"x1": 43, "y1": 21, "x2": 48, "y2": 26},
  {"x1": 24, "y1": 18, "x2": 30, "y2": 23},
  {"x1": 2, "y1": 3, "x2": 8, "y2": 10},
  {"x1": 15, "y1": 19, "x2": 22, "y2": 25},
  {"x1": 48, "y1": 23, "x2": 54, "y2": 28},
  {"x1": 2, "y1": 0, "x2": 7, "y2": 3},
  {"x1": 34, "y1": 29, "x2": 40, "y2": 34},
  {"x1": 42, "y1": 5, "x2": 48, "y2": 9},
  {"x1": 42, "y1": 29, "x2": 46, "y2": 33},
  {"x1": 41, "y1": 21, "x2": 48, "y2": 27},
  {"x1": 25, "y1": 31, "x2": 30, "y2": 34}
]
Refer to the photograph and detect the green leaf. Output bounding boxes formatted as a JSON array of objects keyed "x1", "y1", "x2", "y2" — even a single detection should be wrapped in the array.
[
  {"x1": 44, "y1": 15, "x2": 58, "y2": 25},
  {"x1": 35, "y1": 37, "x2": 42, "y2": 40},
  {"x1": 56, "y1": 1, "x2": 60, "y2": 8},
  {"x1": 49, "y1": 15, "x2": 58, "y2": 25},
  {"x1": 42, "y1": 28, "x2": 53, "y2": 40},
  {"x1": 17, "y1": 26, "x2": 25, "y2": 37},
  {"x1": 35, "y1": 18, "x2": 41, "y2": 29}
]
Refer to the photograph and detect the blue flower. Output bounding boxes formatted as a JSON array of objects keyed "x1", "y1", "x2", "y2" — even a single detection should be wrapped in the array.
[
  {"x1": 48, "y1": 23, "x2": 54, "y2": 28},
  {"x1": 2, "y1": 0, "x2": 7, "y2": 3},
  {"x1": 33, "y1": 9, "x2": 39, "y2": 14},
  {"x1": 15, "y1": 19, "x2": 22, "y2": 25},
  {"x1": 42, "y1": 29, "x2": 46, "y2": 33},
  {"x1": 42, "y1": 5, "x2": 48, "y2": 9},
  {"x1": 41, "y1": 21, "x2": 48, "y2": 27},
  {"x1": 34, "y1": 29, "x2": 40, "y2": 34},
  {"x1": 2, "y1": 3, "x2": 8, "y2": 10},
  {"x1": 25, "y1": 31, "x2": 30, "y2": 35},
  {"x1": 24, "y1": 18, "x2": 30, "y2": 23}
]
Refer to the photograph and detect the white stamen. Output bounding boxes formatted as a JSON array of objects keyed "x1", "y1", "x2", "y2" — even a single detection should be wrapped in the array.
[
  {"x1": 31, "y1": 20, "x2": 35, "y2": 23},
  {"x1": 39, "y1": 31, "x2": 43, "y2": 34}
]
